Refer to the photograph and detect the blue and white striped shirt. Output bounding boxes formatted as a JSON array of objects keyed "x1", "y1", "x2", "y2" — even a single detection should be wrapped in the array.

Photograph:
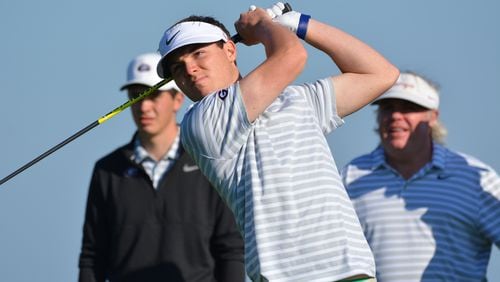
[
  {"x1": 181, "y1": 78, "x2": 375, "y2": 282},
  {"x1": 342, "y1": 143, "x2": 500, "y2": 281}
]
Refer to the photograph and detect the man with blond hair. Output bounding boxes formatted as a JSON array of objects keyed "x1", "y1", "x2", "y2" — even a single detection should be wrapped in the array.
[{"x1": 342, "y1": 71, "x2": 500, "y2": 281}]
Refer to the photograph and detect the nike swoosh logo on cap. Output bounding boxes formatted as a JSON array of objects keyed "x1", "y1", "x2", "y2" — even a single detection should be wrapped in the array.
[{"x1": 166, "y1": 30, "x2": 180, "y2": 46}]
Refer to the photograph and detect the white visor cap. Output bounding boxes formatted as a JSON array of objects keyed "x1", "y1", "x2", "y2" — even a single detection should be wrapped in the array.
[
  {"x1": 120, "y1": 52, "x2": 180, "y2": 92},
  {"x1": 373, "y1": 73, "x2": 439, "y2": 110},
  {"x1": 157, "y1": 21, "x2": 229, "y2": 78}
]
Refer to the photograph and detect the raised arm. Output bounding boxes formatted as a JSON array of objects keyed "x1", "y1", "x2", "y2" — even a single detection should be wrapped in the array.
[
  {"x1": 274, "y1": 7, "x2": 399, "y2": 118},
  {"x1": 235, "y1": 7, "x2": 307, "y2": 122},
  {"x1": 305, "y1": 19, "x2": 399, "y2": 118}
]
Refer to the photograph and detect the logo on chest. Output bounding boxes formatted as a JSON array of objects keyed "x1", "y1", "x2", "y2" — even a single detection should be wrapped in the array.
[
  {"x1": 218, "y1": 89, "x2": 228, "y2": 100},
  {"x1": 183, "y1": 164, "x2": 199, "y2": 173}
]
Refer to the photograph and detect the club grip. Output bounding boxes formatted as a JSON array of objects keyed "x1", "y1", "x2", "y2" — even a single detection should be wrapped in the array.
[{"x1": 231, "y1": 2, "x2": 293, "y2": 43}]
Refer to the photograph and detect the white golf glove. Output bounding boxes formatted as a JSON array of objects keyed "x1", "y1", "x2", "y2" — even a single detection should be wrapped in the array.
[
  {"x1": 249, "y1": 2, "x2": 310, "y2": 40},
  {"x1": 266, "y1": 2, "x2": 287, "y2": 18},
  {"x1": 274, "y1": 10, "x2": 311, "y2": 40},
  {"x1": 249, "y1": 2, "x2": 286, "y2": 18}
]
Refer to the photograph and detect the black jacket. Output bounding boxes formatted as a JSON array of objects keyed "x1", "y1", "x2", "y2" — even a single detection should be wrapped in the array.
[{"x1": 78, "y1": 138, "x2": 244, "y2": 282}]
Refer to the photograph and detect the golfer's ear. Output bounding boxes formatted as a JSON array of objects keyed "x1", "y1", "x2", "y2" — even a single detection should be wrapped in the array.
[{"x1": 224, "y1": 40, "x2": 237, "y2": 63}]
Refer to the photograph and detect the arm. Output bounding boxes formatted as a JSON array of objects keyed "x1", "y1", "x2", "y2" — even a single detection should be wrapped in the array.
[
  {"x1": 235, "y1": 7, "x2": 307, "y2": 122},
  {"x1": 274, "y1": 7, "x2": 399, "y2": 118},
  {"x1": 304, "y1": 19, "x2": 399, "y2": 118},
  {"x1": 78, "y1": 168, "x2": 109, "y2": 282}
]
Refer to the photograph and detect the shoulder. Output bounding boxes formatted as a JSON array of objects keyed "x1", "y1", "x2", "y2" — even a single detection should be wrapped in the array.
[
  {"x1": 342, "y1": 148, "x2": 383, "y2": 185},
  {"x1": 442, "y1": 146, "x2": 497, "y2": 174},
  {"x1": 440, "y1": 146, "x2": 500, "y2": 192},
  {"x1": 94, "y1": 142, "x2": 133, "y2": 171},
  {"x1": 285, "y1": 77, "x2": 334, "y2": 96},
  {"x1": 344, "y1": 149, "x2": 380, "y2": 172},
  {"x1": 181, "y1": 84, "x2": 245, "y2": 127}
]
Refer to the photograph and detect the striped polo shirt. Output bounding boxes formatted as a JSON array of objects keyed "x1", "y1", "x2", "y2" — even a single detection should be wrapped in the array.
[
  {"x1": 342, "y1": 143, "x2": 500, "y2": 281},
  {"x1": 181, "y1": 78, "x2": 375, "y2": 281}
]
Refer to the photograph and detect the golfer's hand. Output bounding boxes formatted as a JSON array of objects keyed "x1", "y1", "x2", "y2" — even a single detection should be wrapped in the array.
[{"x1": 234, "y1": 7, "x2": 273, "y2": 46}]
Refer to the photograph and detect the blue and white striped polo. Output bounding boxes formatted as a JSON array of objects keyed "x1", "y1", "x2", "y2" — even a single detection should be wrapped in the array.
[
  {"x1": 181, "y1": 78, "x2": 375, "y2": 281},
  {"x1": 342, "y1": 143, "x2": 500, "y2": 281}
]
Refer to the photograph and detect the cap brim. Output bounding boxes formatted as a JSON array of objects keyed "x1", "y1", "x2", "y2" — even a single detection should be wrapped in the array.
[
  {"x1": 157, "y1": 57, "x2": 171, "y2": 79},
  {"x1": 120, "y1": 78, "x2": 158, "y2": 91},
  {"x1": 120, "y1": 79, "x2": 180, "y2": 92},
  {"x1": 157, "y1": 21, "x2": 229, "y2": 78},
  {"x1": 372, "y1": 90, "x2": 436, "y2": 109}
]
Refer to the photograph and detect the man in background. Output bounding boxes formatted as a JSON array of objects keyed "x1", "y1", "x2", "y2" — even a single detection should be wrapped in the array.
[
  {"x1": 78, "y1": 52, "x2": 244, "y2": 282},
  {"x1": 342, "y1": 71, "x2": 500, "y2": 281}
]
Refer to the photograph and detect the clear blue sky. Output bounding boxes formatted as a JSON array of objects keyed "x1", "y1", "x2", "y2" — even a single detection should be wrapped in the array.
[{"x1": 1, "y1": 1, "x2": 499, "y2": 281}]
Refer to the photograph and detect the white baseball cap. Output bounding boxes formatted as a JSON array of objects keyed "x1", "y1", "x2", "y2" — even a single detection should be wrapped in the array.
[
  {"x1": 157, "y1": 21, "x2": 229, "y2": 78},
  {"x1": 120, "y1": 52, "x2": 180, "y2": 92},
  {"x1": 373, "y1": 72, "x2": 439, "y2": 110}
]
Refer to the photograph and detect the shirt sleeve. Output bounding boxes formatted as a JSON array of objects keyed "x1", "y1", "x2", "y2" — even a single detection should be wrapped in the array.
[
  {"x1": 477, "y1": 165, "x2": 500, "y2": 247},
  {"x1": 287, "y1": 77, "x2": 344, "y2": 135}
]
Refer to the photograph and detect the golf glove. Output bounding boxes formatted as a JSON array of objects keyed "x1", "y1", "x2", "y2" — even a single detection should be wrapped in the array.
[
  {"x1": 274, "y1": 10, "x2": 311, "y2": 40},
  {"x1": 249, "y1": 2, "x2": 286, "y2": 18},
  {"x1": 249, "y1": 2, "x2": 310, "y2": 40},
  {"x1": 265, "y1": 2, "x2": 287, "y2": 18}
]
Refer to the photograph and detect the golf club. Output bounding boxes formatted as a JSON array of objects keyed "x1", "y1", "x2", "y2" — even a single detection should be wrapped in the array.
[{"x1": 0, "y1": 3, "x2": 292, "y2": 187}]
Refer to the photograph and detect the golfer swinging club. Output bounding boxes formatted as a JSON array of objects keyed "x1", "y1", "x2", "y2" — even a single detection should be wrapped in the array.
[{"x1": 156, "y1": 2, "x2": 399, "y2": 281}]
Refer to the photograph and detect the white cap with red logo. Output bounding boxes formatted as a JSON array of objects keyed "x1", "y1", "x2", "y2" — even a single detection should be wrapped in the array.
[{"x1": 373, "y1": 72, "x2": 439, "y2": 110}]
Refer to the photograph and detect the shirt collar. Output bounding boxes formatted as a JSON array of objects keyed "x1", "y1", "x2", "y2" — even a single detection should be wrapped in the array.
[
  {"x1": 371, "y1": 142, "x2": 447, "y2": 171},
  {"x1": 371, "y1": 145, "x2": 387, "y2": 170},
  {"x1": 130, "y1": 130, "x2": 181, "y2": 164},
  {"x1": 430, "y1": 142, "x2": 446, "y2": 170}
]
